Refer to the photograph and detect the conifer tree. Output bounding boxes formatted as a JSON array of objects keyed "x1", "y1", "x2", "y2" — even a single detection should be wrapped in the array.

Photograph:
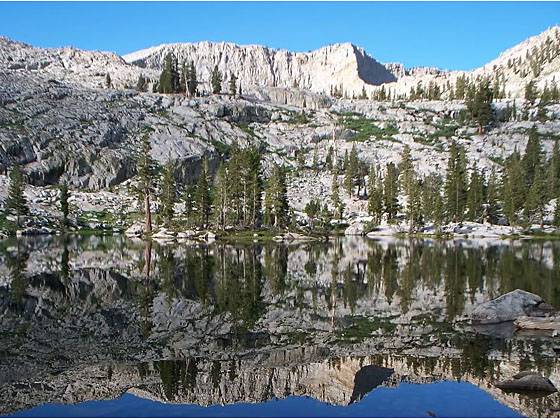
[
  {"x1": 105, "y1": 73, "x2": 112, "y2": 88},
  {"x1": 60, "y1": 182, "x2": 69, "y2": 228},
  {"x1": 406, "y1": 176, "x2": 423, "y2": 230},
  {"x1": 466, "y1": 79, "x2": 493, "y2": 133},
  {"x1": 421, "y1": 174, "x2": 442, "y2": 223},
  {"x1": 368, "y1": 165, "x2": 384, "y2": 224},
  {"x1": 183, "y1": 184, "x2": 196, "y2": 226},
  {"x1": 326, "y1": 146, "x2": 334, "y2": 171},
  {"x1": 522, "y1": 126, "x2": 542, "y2": 189},
  {"x1": 331, "y1": 168, "x2": 344, "y2": 219},
  {"x1": 444, "y1": 141, "x2": 468, "y2": 222},
  {"x1": 546, "y1": 139, "x2": 560, "y2": 200},
  {"x1": 344, "y1": 144, "x2": 359, "y2": 196},
  {"x1": 211, "y1": 65, "x2": 222, "y2": 94},
  {"x1": 524, "y1": 164, "x2": 546, "y2": 226},
  {"x1": 433, "y1": 189, "x2": 444, "y2": 233},
  {"x1": 187, "y1": 61, "x2": 198, "y2": 97},
  {"x1": 501, "y1": 151, "x2": 525, "y2": 225},
  {"x1": 195, "y1": 158, "x2": 211, "y2": 227},
  {"x1": 137, "y1": 134, "x2": 157, "y2": 234},
  {"x1": 383, "y1": 163, "x2": 400, "y2": 223},
  {"x1": 554, "y1": 200, "x2": 560, "y2": 228},
  {"x1": 524, "y1": 80, "x2": 539, "y2": 104},
  {"x1": 229, "y1": 73, "x2": 237, "y2": 96},
  {"x1": 136, "y1": 74, "x2": 147, "y2": 92},
  {"x1": 304, "y1": 199, "x2": 321, "y2": 230},
  {"x1": 160, "y1": 161, "x2": 176, "y2": 224},
  {"x1": 6, "y1": 164, "x2": 28, "y2": 228},
  {"x1": 485, "y1": 168, "x2": 500, "y2": 224},
  {"x1": 213, "y1": 163, "x2": 229, "y2": 230},
  {"x1": 466, "y1": 164, "x2": 484, "y2": 222},
  {"x1": 158, "y1": 53, "x2": 180, "y2": 94},
  {"x1": 399, "y1": 144, "x2": 414, "y2": 196},
  {"x1": 264, "y1": 165, "x2": 289, "y2": 228}
]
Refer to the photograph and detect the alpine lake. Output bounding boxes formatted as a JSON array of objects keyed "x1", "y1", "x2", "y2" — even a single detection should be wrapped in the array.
[{"x1": 1, "y1": 234, "x2": 559, "y2": 417}]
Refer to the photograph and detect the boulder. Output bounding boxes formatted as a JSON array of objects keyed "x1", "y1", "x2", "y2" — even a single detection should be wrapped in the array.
[
  {"x1": 344, "y1": 222, "x2": 366, "y2": 236},
  {"x1": 125, "y1": 222, "x2": 144, "y2": 237},
  {"x1": 495, "y1": 373, "x2": 557, "y2": 393},
  {"x1": 152, "y1": 228, "x2": 176, "y2": 239},
  {"x1": 471, "y1": 289, "x2": 553, "y2": 324},
  {"x1": 514, "y1": 316, "x2": 560, "y2": 331}
]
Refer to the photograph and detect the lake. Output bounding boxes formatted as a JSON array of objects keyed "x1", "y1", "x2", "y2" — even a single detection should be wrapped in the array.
[{"x1": 0, "y1": 235, "x2": 559, "y2": 417}]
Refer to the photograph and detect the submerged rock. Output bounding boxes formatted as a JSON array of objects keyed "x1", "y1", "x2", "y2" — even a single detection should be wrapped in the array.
[{"x1": 471, "y1": 289, "x2": 554, "y2": 324}]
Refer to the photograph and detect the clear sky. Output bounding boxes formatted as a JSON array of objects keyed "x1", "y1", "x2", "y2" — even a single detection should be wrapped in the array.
[{"x1": 0, "y1": 1, "x2": 558, "y2": 71}]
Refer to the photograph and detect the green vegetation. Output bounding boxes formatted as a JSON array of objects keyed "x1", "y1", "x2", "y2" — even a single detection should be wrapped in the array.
[{"x1": 338, "y1": 113, "x2": 398, "y2": 142}]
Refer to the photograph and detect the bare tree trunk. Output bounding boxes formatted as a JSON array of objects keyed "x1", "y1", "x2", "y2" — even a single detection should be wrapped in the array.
[
  {"x1": 144, "y1": 191, "x2": 152, "y2": 235},
  {"x1": 143, "y1": 240, "x2": 152, "y2": 278}
]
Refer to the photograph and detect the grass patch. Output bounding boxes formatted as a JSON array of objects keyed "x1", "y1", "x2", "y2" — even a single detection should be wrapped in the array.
[{"x1": 339, "y1": 114, "x2": 398, "y2": 142}]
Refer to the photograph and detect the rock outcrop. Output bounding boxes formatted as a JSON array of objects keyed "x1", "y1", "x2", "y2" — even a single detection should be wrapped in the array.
[
  {"x1": 496, "y1": 371, "x2": 558, "y2": 394},
  {"x1": 471, "y1": 289, "x2": 556, "y2": 324}
]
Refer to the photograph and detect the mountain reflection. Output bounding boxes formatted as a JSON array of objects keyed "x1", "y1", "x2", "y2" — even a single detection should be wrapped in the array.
[{"x1": 0, "y1": 235, "x2": 559, "y2": 417}]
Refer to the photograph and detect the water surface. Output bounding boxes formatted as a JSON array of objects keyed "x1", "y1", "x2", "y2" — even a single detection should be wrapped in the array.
[{"x1": 0, "y1": 235, "x2": 558, "y2": 417}]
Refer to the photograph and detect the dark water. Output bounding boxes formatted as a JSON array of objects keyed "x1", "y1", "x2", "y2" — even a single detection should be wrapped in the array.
[{"x1": 0, "y1": 235, "x2": 559, "y2": 417}]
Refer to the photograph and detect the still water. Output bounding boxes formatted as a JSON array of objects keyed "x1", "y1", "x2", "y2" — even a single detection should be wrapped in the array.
[{"x1": 0, "y1": 235, "x2": 559, "y2": 417}]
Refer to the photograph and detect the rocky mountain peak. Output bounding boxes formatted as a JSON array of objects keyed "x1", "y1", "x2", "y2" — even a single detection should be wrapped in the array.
[{"x1": 123, "y1": 40, "x2": 396, "y2": 96}]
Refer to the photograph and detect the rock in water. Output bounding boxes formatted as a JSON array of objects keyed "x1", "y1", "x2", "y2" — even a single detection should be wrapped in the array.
[
  {"x1": 496, "y1": 373, "x2": 558, "y2": 393},
  {"x1": 514, "y1": 316, "x2": 560, "y2": 331},
  {"x1": 471, "y1": 289, "x2": 545, "y2": 324}
]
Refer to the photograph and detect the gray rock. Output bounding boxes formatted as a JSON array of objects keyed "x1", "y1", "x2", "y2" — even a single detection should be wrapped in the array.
[
  {"x1": 496, "y1": 373, "x2": 557, "y2": 393},
  {"x1": 471, "y1": 289, "x2": 545, "y2": 324}
]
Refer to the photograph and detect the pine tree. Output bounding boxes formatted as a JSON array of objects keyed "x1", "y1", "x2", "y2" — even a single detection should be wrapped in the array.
[
  {"x1": 6, "y1": 164, "x2": 28, "y2": 228},
  {"x1": 444, "y1": 141, "x2": 468, "y2": 222},
  {"x1": 466, "y1": 79, "x2": 493, "y2": 133},
  {"x1": 466, "y1": 164, "x2": 484, "y2": 222},
  {"x1": 211, "y1": 65, "x2": 222, "y2": 94},
  {"x1": 186, "y1": 61, "x2": 198, "y2": 97},
  {"x1": 524, "y1": 164, "x2": 546, "y2": 226},
  {"x1": 326, "y1": 146, "x2": 334, "y2": 171},
  {"x1": 344, "y1": 144, "x2": 359, "y2": 196},
  {"x1": 501, "y1": 151, "x2": 525, "y2": 225},
  {"x1": 485, "y1": 168, "x2": 499, "y2": 224},
  {"x1": 158, "y1": 53, "x2": 180, "y2": 94},
  {"x1": 304, "y1": 199, "x2": 321, "y2": 231},
  {"x1": 546, "y1": 139, "x2": 560, "y2": 200},
  {"x1": 421, "y1": 173, "x2": 442, "y2": 223},
  {"x1": 554, "y1": 199, "x2": 560, "y2": 228},
  {"x1": 60, "y1": 182, "x2": 69, "y2": 228},
  {"x1": 137, "y1": 134, "x2": 157, "y2": 234},
  {"x1": 105, "y1": 73, "x2": 112, "y2": 88},
  {"x1": 213, "y1": 163, "x2": 229, "y2": 230},
  {"x1": 229, "y1": 73, "x2": 237, "y2": 96},
  {"x1": 524, "y1": 80, "x2": 539, "y2": 104},
  {"x1": 264, "y1": 165, "x2": 289, "y2": 228},
  {"x1": 183, "y1": 184, "x2": 196, "y2": 226},
  {"x1": 160, "y1": 161, "x2": 176, "y2": 225},
  {"x1": 399, "y1": 144, "x2": 414, "y2": 196},
  {"x1": 331, "y1": 168, "x2": 344, "y2": 219},
  {"x1": 368, "y1": 165, "x2": 384, "y2": 224},
  {"x1": 195, "y1": 158, "x2": 211, "y2": 227},
  {"x1": 406, "y1": 176, "x2": 423, "y2": 230},
  {"x1": 383, "y1": 163, "x2": 400, "y2": 223},
  {"x1": 522, "y1": 126, "x2": 542, "y2": 189},
  {"x1": 136, "y1": 74, "x2": 147, "y2": 92}
]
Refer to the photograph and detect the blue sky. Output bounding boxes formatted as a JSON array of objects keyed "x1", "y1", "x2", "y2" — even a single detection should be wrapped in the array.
[{"x1": 0, "y1": 2, "x2": 558, "y2": 70}]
